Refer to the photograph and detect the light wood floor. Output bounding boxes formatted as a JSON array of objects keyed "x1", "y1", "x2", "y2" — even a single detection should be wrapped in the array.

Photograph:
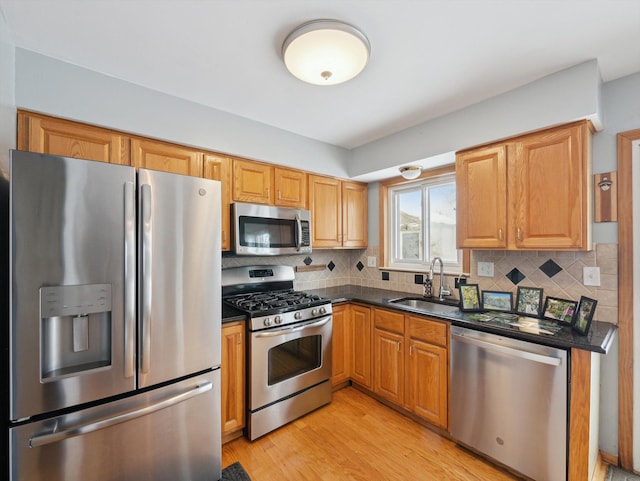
[{"x1": 222, "y1": 386, "x2": 520, "y2": 481}]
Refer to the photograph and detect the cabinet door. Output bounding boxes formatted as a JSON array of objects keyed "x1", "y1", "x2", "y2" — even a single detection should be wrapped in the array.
[
  {"x1": 233, "y1": 159, "x2": 273, "y2": 204},
  {"x1": 130, "y1": 138, "x2": 203, "y2": 176},
  {"x1": 350, "y1": 305, "x2": 372, "y2": 389},
  {"x1": 18, "y1": 111, "x2": 129, "y2": 165},
  {"x1": 456, "y1": 144, "x2": 507, "y2": 248},
  {"x1": 221, "y1": 322, "x2": 245, "y2": 441},
  {"x1": 342, "y1": 181, "x2": 368, "y2": 248},
  {"x1": 373, "y1": 328, "x2": 404, "y2": 405},
  {"x1": 275, "y1": 167, "x2": 307, "y2": 208},
  {"x1": 407, "y1": 339, "x2": 448, "y2": 428},
  {"x1": 204, "y1": 154, "x2": 233, "y2": 251},
  {"x1": 509, "y1": 122, "x2": 589, "y2": 250},
  {"x1": 331, "y1": 304, "x2": 350, "y2": 386},
  {"x1": 308, "y1": 174, "x2": 342, "y2": 248}
]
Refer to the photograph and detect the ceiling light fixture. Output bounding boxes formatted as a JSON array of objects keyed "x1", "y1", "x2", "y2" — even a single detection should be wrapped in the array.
[
  {"x1": 282, "y1": 19, "x2": 371, "y2": 86},
  {"x1": 399, "y1": 166, "x2": 422, "y2": 180}
]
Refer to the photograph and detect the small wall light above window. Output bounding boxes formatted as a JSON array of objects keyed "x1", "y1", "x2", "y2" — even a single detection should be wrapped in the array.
[
  {"x1": 282, "y1": 19, "x2": 371, "y2": 86},
  {"x1": 399, "y1": 166, "x2": 422, "y2": 180}
]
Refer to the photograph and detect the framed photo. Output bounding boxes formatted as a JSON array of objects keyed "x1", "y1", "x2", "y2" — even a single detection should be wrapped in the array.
[
  {"x1": 458, "y1": 284, "x2": 482, "y2": 312},
  {"x1": 515, "y1": 286, "x2": 544, "y2": 317},
  {"x1": 572, "y1": 296, "x2": 597, "y2": 335},
  {"x1": 481, "y1": 291, "x2": 513, "y2": 312},
  {"x1": 542, "y1": 296, "x2": 578, "y2": 324}
]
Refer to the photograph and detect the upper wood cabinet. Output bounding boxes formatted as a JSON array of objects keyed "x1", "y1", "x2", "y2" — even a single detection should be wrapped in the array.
[
  {"x1": 233, "y1": 158, "x2": 307, "y2": 208},
  {"x1": 274, "y1": 167, "x2": 307, "y2": 208},
  {"x1": 204, "y1": 153, "x2": 233, "y2": 251},
  {"x1": 456, "y1": 120, "x2": 592, "y2": 250},
  {"x1": 308, "y1": 174, "x2": 368, "y2": 248},
  {"x1": 130, "y1": 138, "x2": 203, "y2": 176},
  {"x1": 17, "y1": 111, "x2": 129, "y2": 164}
]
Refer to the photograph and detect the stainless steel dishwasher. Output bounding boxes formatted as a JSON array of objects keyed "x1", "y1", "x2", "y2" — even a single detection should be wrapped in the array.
[{"x1": 450, "y1": 326, "x2": 568, "y2": 481}]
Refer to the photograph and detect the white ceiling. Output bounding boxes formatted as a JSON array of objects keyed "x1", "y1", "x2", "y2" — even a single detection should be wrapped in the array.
[{"x1": 1, "y1": 0, "x2": 639, "y2": 151}]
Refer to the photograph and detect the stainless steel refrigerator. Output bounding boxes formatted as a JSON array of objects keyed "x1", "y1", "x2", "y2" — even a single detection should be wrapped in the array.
[{"x1": 5, "y1": 150, "x2": 222, "y2": 481}]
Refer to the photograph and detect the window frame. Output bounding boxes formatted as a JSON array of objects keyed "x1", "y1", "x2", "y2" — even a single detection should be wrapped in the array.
[{"x1": 379, "y1": 165, "x2": 470, "y2": 274}]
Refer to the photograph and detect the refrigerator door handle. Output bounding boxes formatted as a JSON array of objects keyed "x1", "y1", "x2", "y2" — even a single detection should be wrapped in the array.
[
  {"x1": 28, "y1": 381, "x2": 213, "y2": 448},
  {"x1": 140, "y1": 183, "x2": 152, "y2": 374},
  {"x1": 124, "y1": 181, "x2": 136, "y2": 379}
]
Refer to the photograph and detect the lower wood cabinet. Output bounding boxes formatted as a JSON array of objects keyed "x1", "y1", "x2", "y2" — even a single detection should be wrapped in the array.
[
  {"x1": 370, "y1": 308, "x2": 449, "y2": 429},
  {"x1": 221, "y1": 321, "x2": 245, "y2": 443},
  {"x1": 331, "y1": 304, "x2": 350, "y2": 387},
  {"x1": 350, "y1": 304, "x2": 373, "y2": 389}
]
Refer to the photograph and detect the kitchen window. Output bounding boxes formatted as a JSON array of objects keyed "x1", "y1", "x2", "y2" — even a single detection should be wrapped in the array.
[{"x1": 383, "y1": 170, "x2": 463, "y2": 273}]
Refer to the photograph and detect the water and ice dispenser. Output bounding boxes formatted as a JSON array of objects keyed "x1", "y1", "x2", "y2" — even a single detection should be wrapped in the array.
[{"x1": 39, "y1": 284, "x2": 113, "y2": 381}]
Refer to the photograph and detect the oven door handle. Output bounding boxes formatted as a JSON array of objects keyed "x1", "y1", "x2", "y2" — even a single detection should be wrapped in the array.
[{"x1": 254, "y1": 316, "x2": 331, "y2": 337}]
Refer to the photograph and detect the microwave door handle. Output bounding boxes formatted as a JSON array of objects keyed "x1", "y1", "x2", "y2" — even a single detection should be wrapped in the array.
[{"x1": 295, "y1": 214, "x2": 302, "y2": 251}]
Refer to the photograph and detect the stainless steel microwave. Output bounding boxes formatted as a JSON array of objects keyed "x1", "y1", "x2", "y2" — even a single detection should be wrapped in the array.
[{"x1": 232, "y1": 202, "x2": 312, "y2": 256}]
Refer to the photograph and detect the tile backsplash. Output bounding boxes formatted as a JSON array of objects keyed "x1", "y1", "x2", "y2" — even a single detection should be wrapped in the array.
[{"x1": 221, "y1": 243, "x2": 618, "y2": 324}]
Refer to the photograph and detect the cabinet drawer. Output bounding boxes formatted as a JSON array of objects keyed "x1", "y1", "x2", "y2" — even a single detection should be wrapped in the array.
[
  {"x1": 373, "y1": 308, "x2": 405, "y2": 335},
  {"x1": 407, "y1": 316, "x2": 448, "y2": 347}
]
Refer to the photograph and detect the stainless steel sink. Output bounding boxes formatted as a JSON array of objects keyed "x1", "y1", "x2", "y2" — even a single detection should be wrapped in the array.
[{"x1": 388, "y1": 297, "x2": 460, "y2": 314}]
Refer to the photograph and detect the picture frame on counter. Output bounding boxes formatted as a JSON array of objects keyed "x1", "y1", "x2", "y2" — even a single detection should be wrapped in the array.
[
  {"x1": 459, "y1": 284, "x2": 482, "y2": 312},
  {"x1": 542, "y1": 296, "x2": 578, "y2": 324},
  {"x1": 481, "y1": 290, "x2": 513, "y2": 312},
  {"x1": 572, "y1": 296, "x2": 597, "y2": 335},
  {"x1": 515, "y1": 286, "x2": 544, "y2": 317}
]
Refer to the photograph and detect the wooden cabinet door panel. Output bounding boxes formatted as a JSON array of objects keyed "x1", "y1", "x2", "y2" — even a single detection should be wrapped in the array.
[
  {"x1": 456, "y1": 144, "x2": 507, "y2": 248},
  {"x1": 331, "y1": 305, "x2": 350, "y2": 386},
  {"x1": 131, "y1": 138, "x2": 203, "y2": 176},
  {"x1": 407, "y1": 339, "x2": 447, "y2": 428},
  {"x1": 374, "y1": 328, "x2": 404, "y2": 405},
  {"x1": 509, "y1": 123, "x2": 587, "y2": 249},
  {"x1": 275, "y1": 167, "x2": 306, "y2": 208},
  {"x1": 342, "y1": 181, "x2": 368, "y2": 248},
  {"x1": 308, "y1": 174, "x2": 342, "y2": 247},
  {"x1": 221, "y1": 322, "x2": 245, "y2": 438},
  {"x1": 18, "y1": 112, "x2": 129, "y2": 165},
  {"x1": 233, "y1": 159, "x2": 273, "y2": 204},
  {"x1": 204, "y1": 153, "x2": 232, "y2": 251},
  {"x1": 350, "y1": 305, "x2": 372, "y2": 388}
]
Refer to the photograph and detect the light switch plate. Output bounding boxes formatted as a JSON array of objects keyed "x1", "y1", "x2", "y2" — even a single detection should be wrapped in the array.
[
  {"x1": 583, "y1": 266, "x2": 601, "y2": 286},
  {"x1": 367, "y1": 256, "x2": 377, "y2": 267},
  {"x1": 477, "y1": 261, "x2": 494, "y2": 277}
]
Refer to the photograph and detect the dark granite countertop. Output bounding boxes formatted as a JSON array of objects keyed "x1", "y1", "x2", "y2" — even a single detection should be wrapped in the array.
[
  {"x1": 305, "y1": 285, "x2": 617, "y2": 354},
  {"x1": 222, "y1": 304, "x2": 247, "y2": 324}
]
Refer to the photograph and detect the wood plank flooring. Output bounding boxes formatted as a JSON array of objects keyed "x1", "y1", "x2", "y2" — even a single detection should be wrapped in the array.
[{"x1": 222, "y1": 387, "x2": 520, "y2": 480}]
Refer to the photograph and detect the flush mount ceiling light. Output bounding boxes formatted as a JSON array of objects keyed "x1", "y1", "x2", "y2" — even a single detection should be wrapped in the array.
[
  {"x1": 399, "y1": 166, "x2": 422, "y2": 180},
  {"x1": 282, "y1": 19, "x2": 371, "y2": 86}
]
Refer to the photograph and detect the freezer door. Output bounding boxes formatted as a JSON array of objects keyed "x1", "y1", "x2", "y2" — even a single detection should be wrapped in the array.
[
  {"x1": 138, "y1": 169, "x2": 221, "y2": 388},
  {"x1": 10, "y1": 151, "x2": 137, "y2": 421},
  {"x1": 10, "y1": 370, "x2": 221, "y2": 481}
]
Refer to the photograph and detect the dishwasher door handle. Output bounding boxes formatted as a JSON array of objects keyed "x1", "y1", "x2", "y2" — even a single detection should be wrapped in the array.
[{"x1": 452, "y1": 332, "x2": 563, "y2": 366}]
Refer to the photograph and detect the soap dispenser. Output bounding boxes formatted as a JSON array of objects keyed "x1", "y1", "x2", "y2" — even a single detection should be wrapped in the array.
[{"x1": 423, "y1": 272, "x2": 433, "y2": 298}]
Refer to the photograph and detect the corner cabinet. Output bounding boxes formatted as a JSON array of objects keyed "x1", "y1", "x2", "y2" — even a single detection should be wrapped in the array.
[
  {"x1": 221, "y1": 321, "x2": 245, "y2": 443},
  {"x1": 456, "y1": 120, "x2": 593, "y2": 250},
  {"x1": 308, "y1": 174, "x2": 368, "y2": 248}
]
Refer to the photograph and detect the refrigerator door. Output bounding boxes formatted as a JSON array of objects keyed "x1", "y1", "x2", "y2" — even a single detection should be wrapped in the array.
[
  {"x1": 10, "y1": 370, "x2": 222, "y2": 481},
  {"x1": 10, "y1": 151, "x2": 137, "y2": 421},
  {"x1": 138, "y1": 169, "x2": 221, "y2": 388}
]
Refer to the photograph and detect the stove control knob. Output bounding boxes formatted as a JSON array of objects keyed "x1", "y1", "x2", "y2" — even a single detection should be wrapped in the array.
[
  {"x1": 319, "y1": 307, "x2": 327, "y2": 315},
  {"x1": 274, "y1": 315, "x2": 282, "y2": 325},
  {"x1": 294, "y1": 312, "x2": 302, "y2": 320},
  {"x1": 264, "y1": 318, "x2": 273, "y2": 327},
  {"x1": 312, "y1": 308, "x2": 319, "y2": 316}
]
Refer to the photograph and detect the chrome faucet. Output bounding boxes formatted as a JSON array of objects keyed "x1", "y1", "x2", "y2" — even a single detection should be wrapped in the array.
[{"x1": 430, "y1": 257, "x2": 451, "y2": 301}]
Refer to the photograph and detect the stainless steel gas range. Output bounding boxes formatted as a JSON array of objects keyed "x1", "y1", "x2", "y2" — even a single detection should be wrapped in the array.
[{"x1": 222, "y1": 265, "x2": 333, "y2": 440}]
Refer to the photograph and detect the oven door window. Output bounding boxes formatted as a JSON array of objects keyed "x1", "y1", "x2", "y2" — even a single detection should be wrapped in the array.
[
  {"x1": 239, "y1": 216, "x2": 296, "y2": 248},
  {"x1": 268, "y1": 335, "x2": 321, "y2": 385}
]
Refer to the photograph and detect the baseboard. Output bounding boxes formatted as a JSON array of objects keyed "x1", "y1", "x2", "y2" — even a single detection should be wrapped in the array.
[{"x1": 600, "y1": 450, "x2": 618, "y2": 466}]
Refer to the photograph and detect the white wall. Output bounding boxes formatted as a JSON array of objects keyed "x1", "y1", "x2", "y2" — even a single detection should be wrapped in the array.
[
  {"x1": 0, "y1": 7, "x2": 16, "y2": 174},
  {"x1": 14, "y1": 48, "x2": 351, "y2": 179}
]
